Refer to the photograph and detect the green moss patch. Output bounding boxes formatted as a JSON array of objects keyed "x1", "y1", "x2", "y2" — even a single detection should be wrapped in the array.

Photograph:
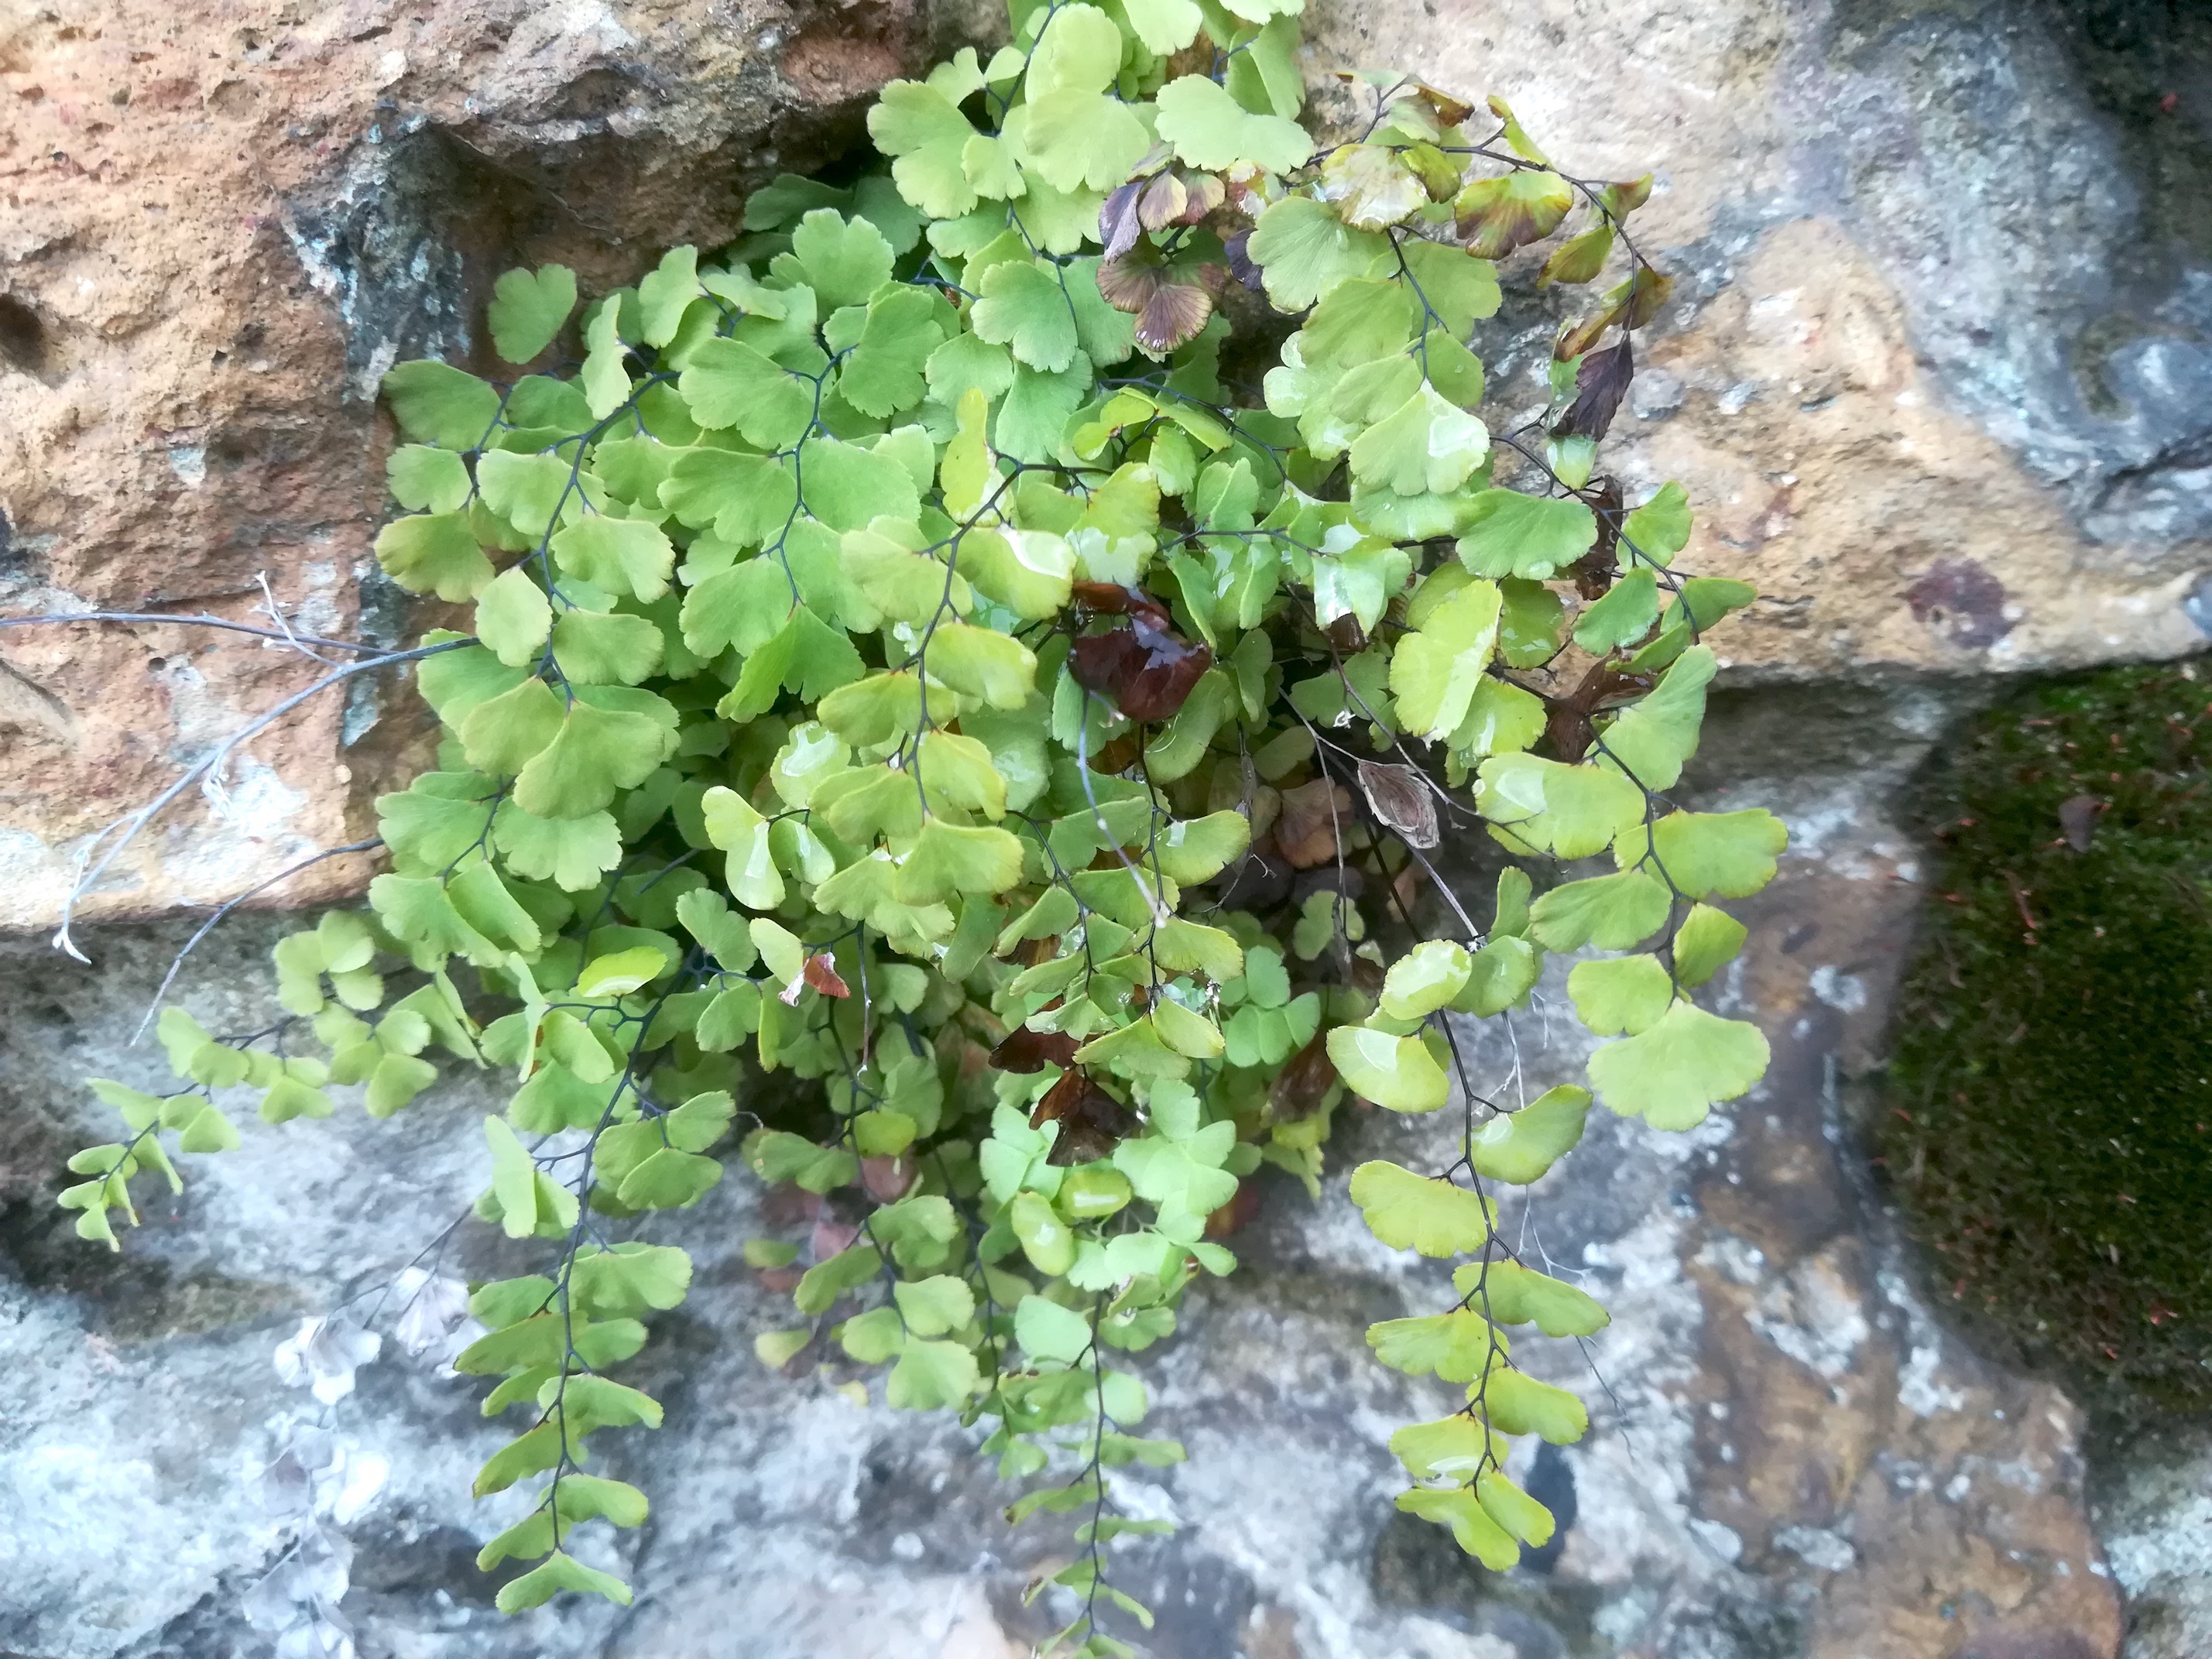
[{"x1": 1886, "y1": 660, "x2": 2212, "y2": 1406}]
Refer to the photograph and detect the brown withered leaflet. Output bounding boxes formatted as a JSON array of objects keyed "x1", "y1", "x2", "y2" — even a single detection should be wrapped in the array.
[
  {"x1": 1356, "y1": 759, "x2": 1440, "y2": 849},
  {"x1": 1098, "y1": 180, "x2": 1144, "y2": 261},
  {"x1": 989, "y1": 1026, "x2": 1081, "y2": 1073},
  {"x1": 1203, "y1": 1179, "x2": 1260, "y2": 1238},
  {"x1": 780, "y1": 952, "x2": 851, "y2": 1005},
  {"x1": 1178, "y1": 173, "x2": 1226, "y2": 224},
  {"x1": 1271, "y1": 1031, "x2": 1339, "y2": 1122},
  {"x1": 1069, "y1": 615, "x2": 1212, "y2": 722},
  {"x1": 1137, "y1": 173, "x2": 1188, "y2": 231},
  {"x1": 1223, "y1": 231, "x2": 1261, "y2": 292},
  {"x1": 1408, "y1": 81, "x2": 1476, "y2": 128},
  {"x1": 1545, "y1": 663, "x2": 1651, "y2": 764},
  {"x1": 1274, "y1": 777, "x2": 1352, "y2": 869},
  {"x1": 1096, "y1": 252, "x2": 1217, "y2": 355},
  {"x1": 1559, "y1": 265, "x2": 1674, "y2": 361},
  {"x1": 1552, "y1": 340, "x2": 1634, "y2": 443},
  {"x1": 1070, "y1": 581, "x2": 1171, "y2": 629},
  {"x1": 1031, "y1": 1067, "x2": 1135, "y2": 1166},
  {"x1": 1566, "y1": 478, "x2": 1622, "y2": 599},
  {"x1": 1456, "y1": 173, "x2": 1572, "y2": 261},
  {"x1": 1085, "y1": 732, "x2": 1144, "y2": 774},
  {"x1": 801, "y1": 954, "x2": 850, "y2": 999},
  {"x1": 1598, "y1": 174, "x2": 1655, "y2": 216},
  {"x1": 860, "y1": 1155, "x2": 914, "y2": 1203},
  {"x1": 1325, "y1": 611, "x2": 1368, "y2": 653}
]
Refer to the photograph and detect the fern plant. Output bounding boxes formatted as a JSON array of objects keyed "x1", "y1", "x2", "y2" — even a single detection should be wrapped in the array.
[{"x1": 53, "y1": 0, "x2": 1781, "y2": 1644}]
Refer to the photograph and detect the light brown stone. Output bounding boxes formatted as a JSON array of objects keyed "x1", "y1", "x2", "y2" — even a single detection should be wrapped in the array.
[
  {"x1": 1307, "y1": 0, "x2": 2208, "y2": 680},
  {"x1": 1677, "y1": 797, "x2": 2123, "y2": 1659},
  {"x1": 1624, "y1": 218, "x2": 2200, "y2": 678},
  {"x1": 0, "y1": 0, "x2": 967, "y2": 931}
]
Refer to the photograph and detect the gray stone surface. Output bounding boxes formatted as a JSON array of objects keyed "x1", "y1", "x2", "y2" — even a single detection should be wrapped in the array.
[
  {"x1": 1815, "y1": 0, "x2": 2212, "y2": 547},
  {"x1": 0, "y1": 717, "x2": 2137, "y2": 1658},
  {"x1": 2094, "y1": 1420, "x2": 2212, "y2": 1659}
]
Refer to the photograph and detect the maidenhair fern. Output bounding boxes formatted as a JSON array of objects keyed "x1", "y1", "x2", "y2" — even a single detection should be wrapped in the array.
[{"x1": 54, "y1": 0, "x2": 1781, "y2": 1644}]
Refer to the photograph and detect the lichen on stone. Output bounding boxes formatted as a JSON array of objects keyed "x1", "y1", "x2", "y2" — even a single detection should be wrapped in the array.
[{"x1": 1885, "y1": 657, "x2": 2212, "y2": 1405}]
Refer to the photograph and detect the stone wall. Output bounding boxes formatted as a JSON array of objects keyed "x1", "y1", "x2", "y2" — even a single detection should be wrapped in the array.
[
  {"x1": 5, "y1": 0, "x2": 2211, "y2": 927},
  {"x1": 2, "y1": 0, "x2": 2210, "y2": 1656}
]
